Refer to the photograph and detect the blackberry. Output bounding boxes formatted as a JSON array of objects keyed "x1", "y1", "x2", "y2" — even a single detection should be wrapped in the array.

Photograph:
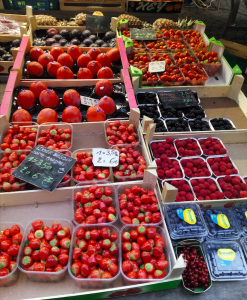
[
  {"x1": 210, "y1": 118, "x2": 235, "y2": 131},
  {"x1": 138, "y1": 105, "x2": 160, "y2": 119},
  {"x1": 166, "y1": 118, "x2": 190, "y2": 132},
  {"x1": 189, "y1": 119, "x2": 211, "y2": 131},
  {"x1": 182, "y1": 106, "x2": 205, "y2": 119}
]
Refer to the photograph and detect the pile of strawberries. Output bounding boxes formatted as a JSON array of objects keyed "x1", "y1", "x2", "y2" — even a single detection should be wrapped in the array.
[
  {"x1": 162, "y1": 29, "x2": 183, "y2": 39},
  {"x1": 158, "y1": 66, "x2": 184, "y2": 86},
  {"x1": 38, "y1": 125, "x2": 72, "y2": 150},
  {"x1": 21, "y1": 220, "x2": 71, "y2": 273},
  {"x1": 1, "y1": 124, "x2": 37, "y2": 151},
  {"x1": 106, "y1": 120, "x2": 138, "y2": 146},
  {"x1": 150, "y1": 53, "x2": 174, "y2": 65},
  {"x1": 119, "y1": 185, "x2": 162, "y2": 225},
  {"x1": 0, "y1": 151, "x2": 28, "y2": 192},
  {"x1": 121, "y1": 225, "x2": 168, "y2": 280},
  {"x1": 217, "y1": 175, "x2": 247, "y2": 199},
  {"x1": 112, "y1": 146, "x2": 146, "y2": 181},
  {"x1": 207, "y1": 156, "x2": 238, "y2": 176},
  {"x1": 73, "y1": 151, "x2": 110, "y2": 182},
  {"x1": 166, "y1": 40, "x2": 187, "y2": 51},
  {"x1": 173, "y1": 52, "x2": 197, "y2": 66},
  {"x1": 165, "y1": 179, "x2": 194, "y2": 202},
  {"x1": 181, "y1": 157, "x2": 211, "y2": 178},
  {"x1": 74, "y1": 185, "x2": 116, "y2": 224},
  {"x1": 156, "y1": 156, "x2": 183, "y2": 180},
  {"x1": 71, "y1": 227, "x2": 119, "y2": 279},
  {"x1": 145, "y1": 40, "x2": 169, "y2": 51},
  {"x1": 127, "y1": 53, "x2": 150, "y2": 66},
  {"x1": 175, "y1": 138, "x2": 202, "y2": 157},
  {"x1": 150, "y1": 138, "x2": 177, "y2": 159},
  {"x1": 0, "y1": 224, "x2": 22, "y2": 277},
  {"x1": 198, "y1": 138, "x2": 227, "y2": 156},
  {"x1": 190, "y1": 178, "x2": 224, "y2": 200}
]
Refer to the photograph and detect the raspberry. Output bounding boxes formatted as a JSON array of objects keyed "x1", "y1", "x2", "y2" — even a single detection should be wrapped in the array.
[
  {"x1": 216, "y1": 191, "x2": 224, "y2": 199},
  {"x1": 190, "y1": 179, "x2": 197, "y2": 186},
  {"x1": 178, "y1": 179, "x2": 185, "y2": 186},
  {"x1": 193, "y1": 186, "x2": 199, "y2": 193},
  {"x1": 171, "y1": 180, "x2": 178, "y2": 187},
  {"x1": 156, "y1": 159, "x2": 161, "y2": 166},
  {"x1": 241, "y1": 183, "x2": 247, "y2": 191},
  {"x1": 240, "y1": 191, "x2": 247, "y2": 198},
  {"x1": 209, "y1": 185, "x2": 217, "y2": 192},
  {"x1": 232, "y1": 189, "x2": 239, "y2": 197},
  {"x1": 158, "y1": 147, "x2": 165, "y2": 154},
  {"x1": 225, "y1": 169, "x2": 233, "y2": 175},
  {"x1": 166, "y1": 137, "x2": 173, "y2": 144},
  {"x1": 232, "y1": 177, "x2": 240, "y2": 185},
  {"x1": 234, "y1": 185, "x2": 241, "y2": 191},
  {"x1": 186, "y1": 162, "x2": 193, "y2": 169},
  {"x1": 182, "y1": 184, "x2": 191, "y2": 192},
  {"x1": 199, "y1": 189, "x2": 207, "y2": 197},
  {"x1": 224, "y1": 191, "x2": 232, "y2": 198},
  {"x1": 164, "y1": 144, "x2": 170, "y2": 150},
  {"x1": 186, "y1": 193, "x2": 194, "y2": 201},
  {"x1": 232, "y1": 169, "x2": 238, "y2": 174},
  {"x1": 151, "y1": 143, "x2": 157, "y2": 150},
  {"x1": 224, "y1": 175, "x2": 232, "y2": 183},
  {"x1": 197, "y1": 196, "x2": 204, "y2": 201},
  {"x1": 220, "y1": 148, "x2": 227, "y2": 154},
  {"x1": 157, "y1": 170, "x2": 164, "y2": 178},
  {"x1": 207, "y1": 158, "x2": 214, "y2": 165},
  {"x1": 210, "y1": 193, "x2": 217, "y2": 200}
]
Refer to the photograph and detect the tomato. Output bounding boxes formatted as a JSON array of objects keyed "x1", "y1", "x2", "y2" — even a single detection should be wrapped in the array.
[
  {"x1": 17, "y1": 90, "x2": 36, "y2": 110},
  {"x1": 62, "y1": 106, "x2": 82, "y2": 123},
  {"x1": 107, "y1": 48, "x2": 120, "y2": 62},
  {"x1": 96, "y1": 53, "x2": 111, "y2": 68},
  {"x1": 67, "y1": 45, "x2": 82, "y2": 61},
  {"x1": 29, "y1": 81, "x2": 47, "y2": 98},
  {"x1": 77, "y1": 54, "x2": 92, "y2": 68},
  {"x1": 12, "y1": 109, "x2": 32, "y2": 125},
  {"x1": 97, "y1": 67, "x2": 113, "y2": 79},
  {"x1": 57, "y1": 53, "x2": 74, "y2": 68},
  {"x1": 26, "y1": 62, "x2": 44, "y2": 77},
  {"x1": 95, "y1": 80, "x2": 113, "y2": 97},
  {"x1": 47, "y1": 61, "x2": 62, "y2": 77},
  {"x1": 98, "y1": 96, "x2": 116, "y2": 115},
  {"x1": 56, "y1": 66, "x2": 74, "y2": 79},
  {"x1": 38, "y1": 53, "x2": 54, "y2": 68},
  {"x1": 50, "y1": 47, "x2": 64, "y2": 61},
  {"x1": 63, "y1": 89, "x2": 80, "y2": 107},
  {"x1": 37, "y1": 108, "x2": 58, "y2": 125},
  {"x1": 86, "y1": 106, "x2": 106, "y2": 122},
  {"x1": 77, "y1": 68, "x2": 93, "y2": 79},
  {"x1": 29, "y1": 47, "x2": 44, "y2": 61},
  {"x1": 39, "y1": 89, "x2": 59, "y2": 109},
  {"x1": 87, "y1": 48, "x2": 102, "y2": 60},
  {"x1": 87, "y1": 61, "x2": 102, "y2": 76}
]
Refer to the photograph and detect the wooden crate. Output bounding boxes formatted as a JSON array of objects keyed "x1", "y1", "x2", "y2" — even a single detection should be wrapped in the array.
[{"x1": 59, "y1": 0, "x2": 126, "y2": 12}]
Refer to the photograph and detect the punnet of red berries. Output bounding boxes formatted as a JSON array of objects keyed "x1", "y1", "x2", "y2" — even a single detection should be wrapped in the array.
[
  {"x1": 198, "y1": 137, "x2": 227, "y2": 156},
  {"x1": 150, "y1": 138, "x2": 177, "y2": 159},
  {"x1": 175, "y1": 138, "x2": 202, "y2": 157},
  {"x1": 217, "y1": 175, "x2": 247, "y2": 199},
  {"x1": 164, "y1": 179, "x2": 195, "y2": 202},
  {"x1": 179, "y1": 246, "x2": 210, "y2": 291},
  {"x1": 190, "y1": 178, "x2": 224, "y2": 201},
  {"x1": 207, "y1": 156, "x2": 238, "y2": 176},
  {"x1": 156, "y1": 156, "x2": 183, "y2": 180},
  {"x1": 181, "y1": 157, "x2": 211, "y2": 178}
]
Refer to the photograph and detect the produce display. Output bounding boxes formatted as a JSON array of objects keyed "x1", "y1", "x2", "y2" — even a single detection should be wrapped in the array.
[{"x1": 74, "y1": 185, "x2": 117, "y2": 224}]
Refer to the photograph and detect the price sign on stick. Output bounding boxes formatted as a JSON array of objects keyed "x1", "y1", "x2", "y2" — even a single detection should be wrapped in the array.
[
  {"x1": 93, "y1": 148, "x2": 119, "y2": 167},
  {"x1": 81, "y1": 96, "x2": 99, "y2": 106},
  {"x1": 149, "y1": 61, "x2": 166, "y2": 73},
  {"x1": 12, "y1": 145, "x2": 76, "y2": 192}
]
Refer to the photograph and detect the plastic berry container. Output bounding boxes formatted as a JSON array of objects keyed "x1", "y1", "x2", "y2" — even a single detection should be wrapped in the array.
[
  {"x1": 158, "y1": 66, "x2": 185, "y2": 87},
  {"x1": 71, "y1": 148, "x2": 112, "y2": 185},
  {"x1": 240, "y1": 237, "x2": 247, "y2": 257},
  {"x1": 206, "y1": 155, "x2": 239, "y2": 177},
  {"x1": 209, "y1": 118, "x2": 236, "y2": 131},
  {"x1": 171, "y1": 236, "x2": 206, "y2": 246},
  {"x1": 149, "y1": 138, "x2": 179, "y2": 160},
  {"x1": 120, "y1": 224, "x2": 171, "y2": 284},
  {"x1": 0, "y1": 222, "x2": 24, "y2": 287},
  {"x1": 37, "y1": 122, "x2": 73, "y2": 151},
  {"x1": 231, "y1": 203, "x2": 247, "y2": 237},
  {"x1": 68, "y1": 224, "x2": 120, "y2": 288},
  {"x1": 201, "y1": 207, "x2": 240, "y2": 240},
  {"x1": 188, "y1": 119, "x2": 213, "y2": 132},
  {"x1": 18, "y1": 218, "x2": 73, "y2": 282},
  {"x1": 72, "y1": 182, "x2": 118, "y2": 226},
  {"x1": 104, "y1": 118, "x2": 140, "y2": 148},
  {"x1": 145, "y1": 39, "x2": 170, "y2": 52},
  {"x1": 181, "y1": 65, "x2": 209, "y2": 86},
  {"x1": 110, "y1": 144, "x2": 149, "y2": 182},
  {"x1": 138, "y1": 104, "x2": 161, "y2": 119},
  {"x1": 117, "y1": 182, "x2": 163, "y2": 226},
  {"x1": 198, "y1": 137, "x2": 227, "y2": 157},
  {"x1": 203, "y1": 241, "x2": 247, "y2": 281},
  {"x1": 216, "y1": 175, "x2": 246, "y2": 199},
  {"x1": 162, "y1": 178, "x2": 195, "y2": 202},
  {"x1": 136, "y1": 91, "x2": 159, "y2": 105},
  {"x1": 164, "y1": 203, "x2": 208, "y2": 240},
  {"x1": 190, "y1": 177, "x2": 224, "y2": 201},
  {"x1": 180, "y1": 157, "x2": 212, "y2": 178},
  {"x1": 165, "y1": 118, "x2": 191, "y2": 133},
  {"x1": 156, "y1": 157, "x2": 184, "y2": 181},
  {"x1": 198, "y1": 60, "x2": 221, "y2": 77},
  {"x1": 174, "y1": 138, "x2": 203, "y2": 158}
]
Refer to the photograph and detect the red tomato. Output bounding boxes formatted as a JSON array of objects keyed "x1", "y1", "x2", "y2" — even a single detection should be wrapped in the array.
[
  {"x1": 95, "y1": 80, "x2": 113, "y2": 97},
  {"x1": 37, "y1": 108, "x2": 58, "y2": 125},
  {"x1": 96, "y1": 53, "x2": 111, "y2": 68},
  {"x1": 86, "y1": 106, "x2": 106, "y2": 122},
  {"x1": 57, "y1": 53, "x2": 74, "y2": 68},
  {"x1": 62, "y1": 106, "x2": 82, "y2": 123},
  {"x1": 39, "y1": 89, "x2": 59, "y2": 109},
  {"x1": 50, "y1": 47, "x2": 64, "y2": 61},
  {"x1": 87, "y1": 61, "x2": 102, "y2": 76},
  {"x1": 87, "y1": 48, "x2": 102, "y2": 60},
  {"x1": 77, "y1": 54, "x2": 92, "y2": 68},
  {"x1": 77, "y1": 68, "x2": 93, "y2": 79},
  {"x1": 27, "y1": 62, "x2": 44, "y2": 76},
  {"x1": 38, "y1": 53, "x2": 54, "y2": 68},
  {"x1": 107, "y1": 48, "x2": 120, "y2": 62},
  {"x1": 56, "y1": 66, "x2": 74, "y2": 79},
  {"x1": 17, "y1": 90, "x2": 36, "y2": 110},
  {"x1": 30, "y1": 47, "x2": 44, "y2": 61},
  {"x1": 98, "y1": 96, "x2": 116, "y2": 115},
  {"x1": 12, "y1": 109, "x2": 32, "y2": 125},
  {"x1": 67, "y1": 45, "x2": 82, "y2": 61},
  {"x1": 47, "y1": 61, "x2": 62, "y2": 77},
  {"x1": 97, "y1": 67, "x2": 113, "y2": 79},
  {"x1": 29, "y1": 81, "x2": 47, "y2": 98},
  {"x1": 63, "y1": 89, "x2": 81, "y2": 107}
]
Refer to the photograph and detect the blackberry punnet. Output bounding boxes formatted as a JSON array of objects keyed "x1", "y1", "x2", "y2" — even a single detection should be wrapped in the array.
[
  {"x1": 175, "y1": 138, "x2": 202, "y2": 157},
  {"x1": 210, "y1": 118, "x2": 235, "y2": 130},
  {"x1": 153, "y1": 118, "x2": 167, "y2": 132},
  {"x1": 207, "y1": 156, "x2": 238, "y2": 176},
  {"x1": 166, "y1": 118, "x2": 190, "y2": 132},
  {"x1": 182, "y1": 106, "x2": 205, "y2": 119},
  {"x1": 189, "y1": 119, "x2": 211, "y2": 131},
  {"x1": 198, "y1": 137, "x2": 227, "y2": 156},
  {"x1": 150, "y1": 138, "x2": 177, "y2": 158},
  {"x1": 139, "y1": 105, "x2": 160, "y2": 119},
  {"x1": 165, "y1": 179, "x2": 195, "y2": 202},
  {"x1": 158, "y1": 105, "x2": 183, "y2": 118},
  {"x1": 137, "y1": 92, "x2": 158, "y2": 105},
  {"x1": 190, "y1": 178, "x2": 223, "y2": 200}
]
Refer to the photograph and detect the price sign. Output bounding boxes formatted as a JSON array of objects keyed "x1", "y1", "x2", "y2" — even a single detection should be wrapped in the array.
[
  {"x1": 12, "y1": 145, "x2": 76, "y2": 192},
  {"x1": 93, "y1": 148, "x2": 119, "y2": 167},
  {"x1": 130, "y1": 29, "x2": 156, "y2": 40},
  {"x1": 86, "y1": 15, "x2": 111, "y2": 32},
  {"x1": 148, "y1": 61, "x2": 166, "y2": 73},
  {"x1": 81, "y1": 96, "x2": 99, "y2": 106},
  {"x1": 157, "y1": 90, "x2": 199, "y2": 109}
]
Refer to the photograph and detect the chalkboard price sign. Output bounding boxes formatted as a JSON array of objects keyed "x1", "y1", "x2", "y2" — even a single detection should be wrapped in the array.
[
  {"x1": 157, "y1": 90, "x2": 199, "y2": 109},
  {"x1": 130, "y1": 29, "x2": 157, "y2": 40},
  {"x1": 86, "y1": 15, "x2": 111, "y2": 32},
  {"x1": 12, "y1": 145, "x2": 76, "y2": 192}
]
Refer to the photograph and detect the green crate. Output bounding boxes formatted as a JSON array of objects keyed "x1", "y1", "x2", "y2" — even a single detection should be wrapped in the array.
[{"x1": 223, "y1": 50, "x2": 247, "y2": 74}]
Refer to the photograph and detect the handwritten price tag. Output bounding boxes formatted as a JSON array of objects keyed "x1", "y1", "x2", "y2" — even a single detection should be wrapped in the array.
[
  {"x1": 93, "y1": 148, "x2": 119, "y2": 167},
  {"x1": 148, "y1": 61, "x2": 166, "y2": 73},
  {"x1": 81, "y1": 96, "x2": 99, "y2": 106}
]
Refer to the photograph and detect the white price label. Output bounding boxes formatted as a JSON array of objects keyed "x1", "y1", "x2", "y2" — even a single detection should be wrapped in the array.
[
  {"x1": 81, "y1": 96, "x2": 99, "y2": 106},
  {"x1": 148, "y1": 61, "x2": 166, "y2": 73},
  {"x1": 93, "y1": 148, "x2": 119, "y2": 167}
]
